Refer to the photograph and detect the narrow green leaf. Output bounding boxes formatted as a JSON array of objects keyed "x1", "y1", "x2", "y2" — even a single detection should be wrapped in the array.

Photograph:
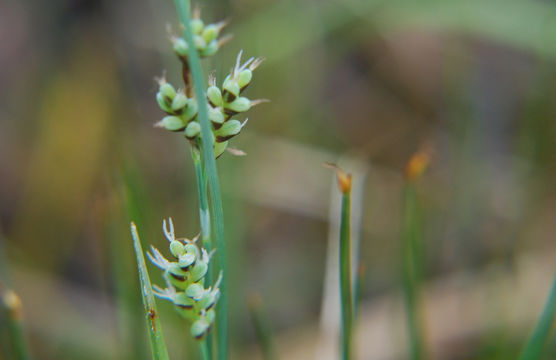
[
  {"x1": 1, "y1": 290, "x2": 32, "y2": 360},
  {"x1": 339, "y1": 189, "x2": 353, "y2": 360},
  {"x1": 519, "y1": 270, "x2": 556, "y2": 360},
  {"x1": 401, "y1": 183, "x2": 426, "y2": 360},
  {"x1": 130, "y1": 222, "x2": 170, "y2": 360},
  {"x1": 174, "y1": 1, "x2": 228, "y2": 358}
]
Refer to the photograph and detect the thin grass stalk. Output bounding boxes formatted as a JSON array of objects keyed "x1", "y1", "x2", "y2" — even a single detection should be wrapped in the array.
[
  {"x1": 326, "y1": 164, "x2": 354, "y2": 360},
  {"x1": 191, "y1": 146, "x2": 214, "y2": 359},
  {"x1": 339, "y1": 188, "x2": 353, "y2": 360},
  {"x1": 174, "y1": 1, "x2": 228, "y2": 358},
  {"x1": 1, "y1": 290, "x2": 31, "y2": 360},
  {"x1": 200, "y1": 339, "x2": 210, "y2": 360},
  {"x1": 519, "y1": 269, "x2": 556, "y2": 360},
  {"x1": 130, "y1": 223, "x2": 170, "y2": 360},
  {"x1": 401, "y1": 183, "x2": 425, "y2": 360}
]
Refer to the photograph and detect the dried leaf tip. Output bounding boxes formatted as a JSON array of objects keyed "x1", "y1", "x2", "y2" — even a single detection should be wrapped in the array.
[
  {"x1": 324, "y1": 162, "x2": 352, "y2": 194},
  {"x1": 405, "y1": 146, "x2": 432, "y2": 182}
]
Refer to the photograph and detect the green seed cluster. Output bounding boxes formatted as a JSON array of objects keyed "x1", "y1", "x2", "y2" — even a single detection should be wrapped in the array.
[
  {"x1": 148, "y1": 219, "x2": 220, "y2": 339},
  {"x1": 155, "y1": 50, "x2": 264, "y2": 157},
  {"x1": 171, "y1": 9, "x2": 230, "y2": 59}
]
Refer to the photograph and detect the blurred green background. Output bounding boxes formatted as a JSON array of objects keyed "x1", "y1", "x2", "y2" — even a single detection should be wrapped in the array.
[{"x1": 1, "y1": 0, "x2": 556, "y2": 359}]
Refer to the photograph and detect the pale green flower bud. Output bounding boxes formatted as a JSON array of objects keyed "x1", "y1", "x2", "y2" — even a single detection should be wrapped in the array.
[
  {"x1": 197, "y1": 291, "x2": 219, "y2": 311},
  {"x1": 214, "y1": 141, "x2": 228, "y2": 158},
  {"x1": 237, "y1": 69, "x2": 252, "y2": 90},
  {"x1": 155, "y1": 116, "x2": 187, "y2": 132},
  {"x1": 173, "y1": 37, "x2": 188, "y2": 58},
  {"x1": 207, "y1": 85, "x2": 223, "y2": 107},
  {"x1": 159, "y1": 82, "x2": 176, "y2": 102},
  {"x1": 222, "y1": 76, "x2": 240, "y2": 103},
  {"x1": 185, "y1": 283, "x2": 204, "y2": 300},
  {"x1": 191, "y1": 18, "x2": 204, "y2": 35},
  {"x1": 191, "y1": 319, "x2": 210, "y2": 339},
  {"x1": 167, "y1": 263, "x2": 188, "y2": 289},
  {"x1": 184, "y1": 243, "x2": 200, "y2": 259},
  {"x1": 170, "y1": 240, "x2": 185, "y2": 258},
  {"x1": 191, "y1": 261, "x2": 208, "y2": 282},
  {"x1": 194, "y1": 35, "x2": 206, "y2": 50},
  {"x1": 215, "y1": 119, "x2": 242, "y2": 142},
  {"x1": 208, "y1": 107, "x2": 225, "y2": 128},
  {"x1": 205, "y1": 310, "x2": 216, "y2": 328},
  {"x1": 173, "y1": 292, "x2": 195, "y2": 310},
  {"x1": 185, "y1": 121, "x2": 201, "y2": 140},
  {"x1": 179, "y1": 253, "x2": 196, "y2": 271},
  {"x1": 171, "y1": 92, "x2": 188, "y2": 112},
  {"x1": 202, "y1": 24, "x2": 219, "y2": 43},
  {"x1": 200, "y1": 40, "x2": 219, "y2": 57},
  {"x1": 183, "y1": 98, "x2": 198, "y2": 122},
  {"x1": 225, "y1": 97, "x2": 251, "y2": 115},
  {"x1": 156, "y1": 92, "x2": 172, "y2": 113}
]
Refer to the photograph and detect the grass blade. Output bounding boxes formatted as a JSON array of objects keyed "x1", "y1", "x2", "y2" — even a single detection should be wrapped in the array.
[
  {"x1": 326, "y1": 163, "x2": 354, "y2": 360},
  {"x1": 130, "y1": 222, "x2": 170, "y2": 360},
  {"x1": 1, "y1": 290, "x2": 31, "y2": 360},
  {"x1": 248, "y1": 294, "x2": 276, "y2": 360},
  {"x1": 173, "y1": 1, "x2": 228, "y2": 358},
  {"x1": 519, "y1": 270, "x2": 556, "y2": 360},
  {"x1": 401, "y1": 150, "x2": 430, "y2": 360}
]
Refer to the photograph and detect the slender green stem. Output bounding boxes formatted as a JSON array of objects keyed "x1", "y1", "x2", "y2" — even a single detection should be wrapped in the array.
[
  {"x1": 248, "y1": 294, "x2": 276, "y2": 360},
  {"x1": 174, "y1": 1, "x2": 228, "y2": 358},
  {"x1": 200, "y1": 339, "x2": 210, "y2": 360},
  {"x1": 401, "y1": 183, "x2": 426, "y2": 360},
  {"x1": 1, "y1": 290, "x2": 31, "y2": 360},
  {"x1": 519, "y1": 269, "x2": 556, "y2": 360},
  {"x1": 191, "y1": 146, "x2": 213, "y2": 359},
  {"x1": 130, "y1": 223, "x2": 170, "y2": 360},
  {"x1": 339, "y1": 190, "x2": 353, "y2": 360}
]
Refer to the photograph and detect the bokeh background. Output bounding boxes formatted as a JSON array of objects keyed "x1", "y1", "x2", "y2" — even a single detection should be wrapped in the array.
[{"x1": 1, "y1": 0, "x2": 556, "y2": 359}]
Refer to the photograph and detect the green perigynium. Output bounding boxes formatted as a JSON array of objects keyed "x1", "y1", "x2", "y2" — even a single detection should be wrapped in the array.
[{"x1": 148, "y1": 218, "x2": 221, "y2": 339}]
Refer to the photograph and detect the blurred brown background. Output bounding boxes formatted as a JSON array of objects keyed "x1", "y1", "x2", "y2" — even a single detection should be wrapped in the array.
[{"x1": 1, "y1": 0, "x2": 556, "y2": 359}]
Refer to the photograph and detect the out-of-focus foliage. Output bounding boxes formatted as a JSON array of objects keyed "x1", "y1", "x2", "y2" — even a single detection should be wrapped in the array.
[{"x1": 1, "y1": 0, "x2": 556, "y2": 358}]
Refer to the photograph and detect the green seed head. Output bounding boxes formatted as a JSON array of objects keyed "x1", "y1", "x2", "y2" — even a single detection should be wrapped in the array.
[
  {"x1": 191, "y1": 261, "x2": 208, "y2": 283},
  {"x1": 171, "y1": 92, "x2": 188, "y2": 112},
  {"x1": 214, "y1": 141, "x2": 228, "y2": 158},
  {"x1": 179, "y1": 253, "x2": 196, "y2": 270},
  {"x1": 185, "y1": 121, "x2": 201, "y2": 140},
  {"x1": 208, "y1": 107, "x2": 225, "y2": 127},
  {"x1": 191, "y1": 319, "x2": 210, "y2": 339},
  {"x1": 170, "y1": 240, "x2": 185, "y2": 257},
  {"x1": 237, "y1": 69, "x2": 252, "y2": 90},
  {"x1": 194, "y1": 34, "x2": 206, "y2": 50},
  {"x1": 226, "y1": 97, "x2": 251, "y2": 113},
  {"x1": 172, "y1": 37, "x2": 188, "y2": 58},
  {"x1": 202, "y1": 24, "x2": 219, "y2": 43},
  {"x1": 191, "y1": 18, "x2": 204, "y2": 35},
  {"x1": 200, "y1": 39, "x2": 219, "y2": 57},
  {"x1": 222, "y1": 76, "x2": 240, "y2": 102},
  {"x1": 159, "y1": 82, "x2": 176, "y2": 102},
  {"x1": 184, "y1": 243, "x2": 200, "y2": 259},
  {"x1": 185, "y1": 283, "x2": 204, "y2": 300},
  {"x1": 207, "y1": 85, "x2": 223, "y2": 107},
  {"x1": 215, "y1": 119, "x2": 242, "y2": 141},
  {"x1": 156, "y1": 92, "x2": 172, "y2": 113},
  {"x1": 155, "y1": 116, "x2": 186, "y2": 132},
  {"x1": 183, "y1": 98, "x2": 198, "y2": 122}
]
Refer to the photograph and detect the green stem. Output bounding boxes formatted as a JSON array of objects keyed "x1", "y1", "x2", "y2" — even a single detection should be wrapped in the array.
[
  {"x1": 401, "y1": 183, "x2": 425, "y2": 360},
  {"x1": 191, "y1": 146, "x2": 213, "y2": 360},
  {"x1": 200, "y1": 339, "x2": 210, "y2": 360},
  {"x1": 519, "y1": 269, "x2": 556, "y2": 360},
  {"x1": 174, "y1": 1, "x2": 228, "y2": 358},
  {"x1": 1, "y1": 290, "x2": 31, "y2": 360},
  {"x1": 339, "y1": 190, "x2": 353, "y2": 360}
]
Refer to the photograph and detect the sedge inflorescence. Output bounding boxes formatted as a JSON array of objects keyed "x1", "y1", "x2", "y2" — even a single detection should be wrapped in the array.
[
  {"x1": 154, "y1": 7, "x2": 265, "y2": 158},
  {"x1": 148, "y1": 218, "x2": 220, "y2": 339}
]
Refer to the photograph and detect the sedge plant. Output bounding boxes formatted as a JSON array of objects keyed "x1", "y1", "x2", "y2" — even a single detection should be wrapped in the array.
[
  {"x1": 131, "y1": 1, "x2": 265, "y2": 359},
  {"x1": 401, "y1": 149, "x2": 430, "y2": 360}
]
